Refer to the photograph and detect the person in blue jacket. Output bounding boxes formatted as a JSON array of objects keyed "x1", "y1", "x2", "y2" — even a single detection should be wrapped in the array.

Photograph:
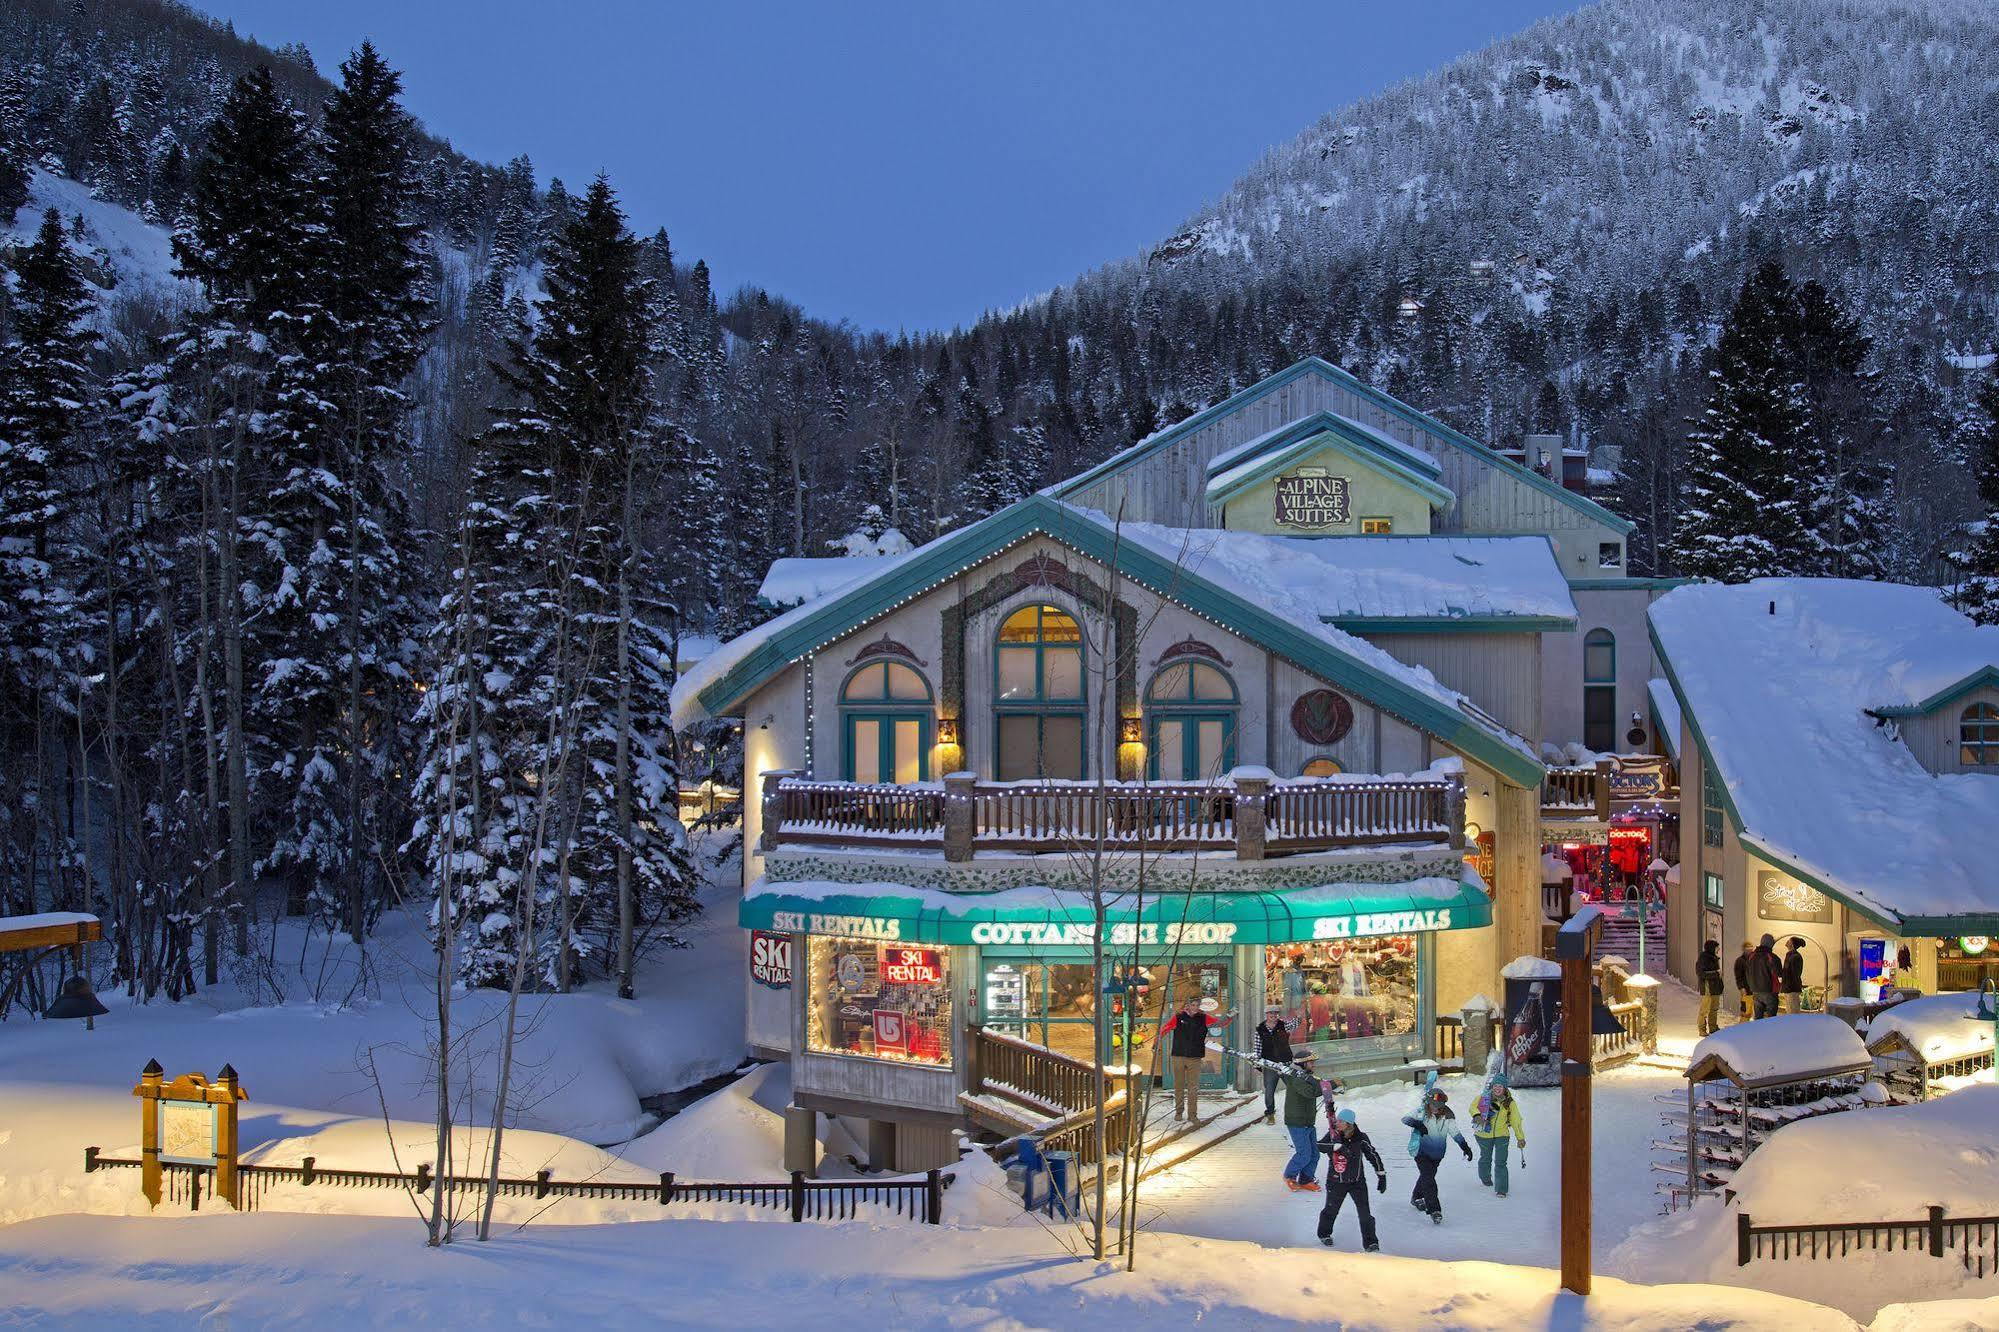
[{"x1": 1400, "y1": 1086, "x2": 1473, "y2": 1223}]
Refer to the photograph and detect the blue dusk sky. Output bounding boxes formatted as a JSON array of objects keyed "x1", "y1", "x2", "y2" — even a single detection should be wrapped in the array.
[{"x1": 196, "y1": 1, "x2": 1577, "y2": 332}]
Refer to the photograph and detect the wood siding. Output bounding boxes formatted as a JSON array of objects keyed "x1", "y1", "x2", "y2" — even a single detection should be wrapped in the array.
[
  {"x1": 1365, "y1": 631, "x2": 1541, "y2": 743},
  {"x1": 1897, "y1": 685, "x2": 1999, "y2": 776},
  {"x1": 1067, "y1": 373, "x2": 1624, "y2": 561}
]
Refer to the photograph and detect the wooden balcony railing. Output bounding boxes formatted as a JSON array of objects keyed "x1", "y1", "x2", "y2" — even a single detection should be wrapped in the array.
[
  {"x1": 760, "y1": 770, "x2": 1465, "y2": 862},
  {"x1": 1542, "y1": 759, "x2": 1612, "y2": 821},
  {"x1": 968, "y1": 1027, "x2": 1103, "y2": 1117}
]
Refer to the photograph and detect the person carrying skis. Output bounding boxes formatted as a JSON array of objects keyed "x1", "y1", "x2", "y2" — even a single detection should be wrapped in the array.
[
  {"x1": 1400, "y1": 1086, "x2": 1473, "y2": 1223},
  {"x1": 1315, "y1": 1108, "x2": 1386, "y2": 1250},
  {"x1": 1254, "y1": 1011, "x2": 1294, "y2": 1124},
  {"x1": 1696, "y1": 939, "x2": 1724, "y2": 1035},
  {"x1": 1470, "y1": 1075, "x2": 1526, "y2": 1198},
  {"x1": 1277, "y1": 1050, "x2": 1326, "y2": 1192}
]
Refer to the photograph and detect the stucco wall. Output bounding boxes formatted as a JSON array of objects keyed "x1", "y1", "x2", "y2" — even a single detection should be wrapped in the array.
[{"x1": 1543, "y1": 585, "x2": 1665, "y2": 750}]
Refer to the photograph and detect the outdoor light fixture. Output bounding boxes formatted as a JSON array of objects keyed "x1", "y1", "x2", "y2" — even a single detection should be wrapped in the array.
[
  {"x1": 937, "y1": 717, "x2": 960, "y2": 746},
  {"x1": 1119, "y1": 716, "x2": 1143, "y2": 745},
  {"x1": 44, "y1": 974, "x2": 108, "y2": 1030}
]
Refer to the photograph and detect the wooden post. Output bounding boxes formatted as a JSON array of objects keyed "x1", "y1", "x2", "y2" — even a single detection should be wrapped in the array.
[
  {"x1": 789, "y1": 1170, "x2": 807, "y2": 1222},
  {"x1": 1593, "y1": 758, "x2": 1613, "y2": 823},
  {"x1": 943, "y1": 771, "x2": 976, "y2": 863},
  {"x1": 1736, "y1": 1210, "x2": 1753, "y2": 1266},
  {"x1": 214, "y1": 1063, "x2": 241, "y2": 1209},
  {"x1": 1232, "y1": 771, "x2": 1268, "y2": 861},
  {"x1": 1555, "y1": 907, "x2": 1603, "y2": 1297},
  {"x1": 134, "y1": 1059, "x2": 164, "y2": 1207},
  {"x1": 1445, "y1": 771, "x2": 1467, "y2": 850},
  {"x1": 925, "y1": 1167, "x2": 943, "y2": 1224},
  {"x1": 1929, "y1": 1204, "x2": 1946, "y2": 1258}
]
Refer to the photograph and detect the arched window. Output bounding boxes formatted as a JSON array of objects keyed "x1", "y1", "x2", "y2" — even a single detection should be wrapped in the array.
[
  {"x1": 1145, "y1": 660, "x2": 1239, "y2": 781},
  {"x1": 1301, "y1": 757, "x2": 1342, "y2": 778},
  {"x1": 994, "y1": 605, "x2": 1086, "y2": 780},
  {"x1": 1583, "y1": 628, "x2": 1616, "y2": 753},
  {"x1": 841, "y1": 661, "x2": 932, "y2": 784},
  {"x1": 1961, "y1": 702, "x2": 1999, "y2": 766}
]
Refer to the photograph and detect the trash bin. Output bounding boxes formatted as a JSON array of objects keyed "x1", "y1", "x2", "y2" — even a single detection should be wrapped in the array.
[
  {"x1": 1010, "y1": 1136, "x2": 1045, "y2": 1212},
  {"x1": 1043, "y1": 1150, "x2": 1078, "y2": 1219}
]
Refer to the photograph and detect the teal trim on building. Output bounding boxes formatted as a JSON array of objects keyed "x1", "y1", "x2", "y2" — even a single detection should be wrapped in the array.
[
  {"x1": 1204, "y1": 423, "x2": 1456, "y2": 512},
  {"x1": 1868, "y1": 665, "x2": 1999, "y2": 718},
  {"x1": 1331, "y1": 615, "x2": 1576, "y2": 635},
  {"x1": 691, "y1": 495, "x2": 1545, "y2": 789},
  {"x1": 739, "y1": 874, "x2": 1494, "y2": 945},
  {"x1": 1050, "y1": 356, "x2": 1635, "y2": 536},
  {"x1": 1570, "y1": 577, "x2": 1694, "y2": 592}
]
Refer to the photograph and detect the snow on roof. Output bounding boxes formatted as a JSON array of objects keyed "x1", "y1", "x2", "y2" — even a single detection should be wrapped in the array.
[
  {"x1": 676, "y1": 502, "x2": 1542, "y2": 774},
  {"x1": 1687, "y1": 1012, "x2": 1869, "y2": 1083},
  {"x1": 1075, "y1": 510, "x2": 1539, "y2": 762},
  {"x1": 1647, "y1": 678, "x2": 1682, "y2": 760},
  {"x1": 1206, "y1": 411, "x2": 1441, "y2": 486},
  {"x1": 1651, "y1": 580, "x2": 1999, "y2": 925},
  {"x1": 756, "y1": 553, "x2": 912, "y2": 608},
  {"x1": 1724, "y1": 1084, "x2": 1999, "y2": 1225},
  {"x1": 1865, "y1": 992, "x2": 1993, "y2": 1064},
  {"x1": 1161, "y1": 534, "x2": 1574, "y2": 622}
]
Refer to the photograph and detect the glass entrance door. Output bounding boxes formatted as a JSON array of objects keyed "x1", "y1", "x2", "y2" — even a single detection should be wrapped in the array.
[{"x1": 1149, "y1": 714, "x2": 1236, "y2": 782}]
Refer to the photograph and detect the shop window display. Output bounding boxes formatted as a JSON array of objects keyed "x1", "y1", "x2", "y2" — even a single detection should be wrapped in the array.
[
  {"x1": 807, "y1": 936, "x2": 952, "y2": 1066},
  {"x1": 1265, "y1": 938, "x2": 1418, "y2": 1056}
]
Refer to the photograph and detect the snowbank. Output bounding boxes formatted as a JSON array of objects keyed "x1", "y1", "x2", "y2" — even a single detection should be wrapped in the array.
[
  {"x1": 1612, "y1": 1087, "x2": 1999, "y2": 1318},
  {"x1": 0, "y1": 1208, "x2": 1887, "y2": 1330},
  {"x1": 1502, "y1": 955, "x2": 1562, "y2": 979},
  {"x1": 757, "y1": 552, "x2": 912, "y2": 607},
  {"x1": 1687, "y1": 1012, "x2": 1868, "y2": 1082},
  {"x1": 0, "y1": 852, "x2": 748, "y2": 1146},
  {"x1": 1650, "y1": 580, "x2": 1999, "y2": 923},
  {"x1": 1865, "y1": 991, "x2": 1994, "y2": 1063}
]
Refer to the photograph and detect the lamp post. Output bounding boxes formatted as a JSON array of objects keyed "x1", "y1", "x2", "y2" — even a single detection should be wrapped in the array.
[{"x1": 1972, "y1": 981, "x2": 1998, "y2": 1068}]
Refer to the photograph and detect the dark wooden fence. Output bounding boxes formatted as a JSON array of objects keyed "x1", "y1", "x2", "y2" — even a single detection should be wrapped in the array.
[
  {"x1": 1737, "y1": 1206, "x2": 1999, "y2": 1278},
  {"x1": 83, "y1": 1146, "x2": 946, "y2": 1223}
]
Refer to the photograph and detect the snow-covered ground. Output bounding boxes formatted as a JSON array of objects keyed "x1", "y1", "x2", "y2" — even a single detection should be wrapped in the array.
[
  {"x1": 0, "y1": 841, "x2": 749, "y2": 1146},
  {"x1": 5, "y1": 881, "x2": 1996, "y2": 1328}
]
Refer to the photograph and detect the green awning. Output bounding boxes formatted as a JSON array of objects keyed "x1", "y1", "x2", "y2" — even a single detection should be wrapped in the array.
[{"x1": 740, "y1": 873, "x2": 1490, "y2": 947}]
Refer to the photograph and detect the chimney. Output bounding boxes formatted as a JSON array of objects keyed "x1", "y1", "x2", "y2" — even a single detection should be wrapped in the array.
[{"x1": 1522, "y1": 434, "x2": 1563, "y2": 477}]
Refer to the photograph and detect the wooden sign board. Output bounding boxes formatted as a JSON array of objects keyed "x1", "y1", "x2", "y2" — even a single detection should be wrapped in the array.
[
  {"x1": 159, "y1": 1100, "x2": 218, "y2": 1166},
  {"x1": 1273, "y1": 469, "x2": 1351, "y2": 528},
  {"x1": 133, "y1": 1064, "x2": 246, "y2": 1208}
]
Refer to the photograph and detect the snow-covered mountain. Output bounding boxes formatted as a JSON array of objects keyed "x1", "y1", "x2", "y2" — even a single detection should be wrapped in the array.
[{"x1": 1128, "y1": 0, "x2": 1995, "y2": 357}]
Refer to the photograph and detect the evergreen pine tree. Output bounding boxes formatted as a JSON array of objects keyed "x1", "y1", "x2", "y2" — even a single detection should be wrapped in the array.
[
  {"x1": 1956, "y1": 372, "x2": 1999, "y2": 625},
  {"x1": 257, "y1": 44, "x2": 430, "y2": 941},
  {"x1": 1666, "y1": 263, "x2": 1813, "y2": 582},
  {"x1": 0, "y1": 207, "x2": 97, "y2": 903}
]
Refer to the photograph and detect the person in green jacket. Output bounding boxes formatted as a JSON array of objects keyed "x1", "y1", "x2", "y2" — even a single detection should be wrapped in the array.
[
  {"x1": 1278, "y1": 1050, "x2": 1329, "y2": 1192},
  {"x1": 1471, "y1": 1076, "x2": 1526, "y2": 1198}
]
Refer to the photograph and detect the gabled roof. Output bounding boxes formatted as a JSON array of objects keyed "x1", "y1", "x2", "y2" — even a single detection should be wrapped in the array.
[
  {"x1": 1203, "y1": 413, "x2": 1455, "y2": 513},
  {"x1": 1869, "y1": 665, "x2": 1999, "y2": 718},
  {"x1": 670, "y1": 494, "x2": 1546, "y2": 787},
  {"x1": 1049, "y1": 356, "x2": 1634, "y2": 535},
  {"x1": 1650, "y1": 580, "x2": 1999, "y2": 934}
]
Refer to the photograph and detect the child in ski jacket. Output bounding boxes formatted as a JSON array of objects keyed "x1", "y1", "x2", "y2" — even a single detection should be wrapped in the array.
[
  {"x1": 1314, "y1": 1109, "x2": 1387, "y2": 1251},
  {"x1": 1470, "y1": 1077, "x2": 1526, "y2": 1198},
  {"x1": 1400, "y1": 1089, "x2": 1472, "y2": 1220}
]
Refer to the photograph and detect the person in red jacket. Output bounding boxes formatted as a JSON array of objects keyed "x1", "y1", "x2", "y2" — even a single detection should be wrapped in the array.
[{"x1": 1160, "y1": 997, "x2": 1237, "y2": 1122}]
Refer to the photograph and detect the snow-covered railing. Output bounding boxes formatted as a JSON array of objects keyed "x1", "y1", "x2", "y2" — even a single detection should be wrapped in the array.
[
  {"x1": 82, "y1": 1146, "x2": 948, "y2": 1223},
  {"x1": 760, "y1": 770, "x2": 1463, "y2": 861},
  {"x1": 1735, "y1": 1205, "x2": 1999, "y2": 1278},
  {"x1": 1541, "y1": 760, "x2": 1611, "y2": 820}
]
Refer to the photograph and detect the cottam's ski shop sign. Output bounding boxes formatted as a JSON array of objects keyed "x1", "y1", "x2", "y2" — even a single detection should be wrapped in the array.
[{"x1": 1274, "y1": 468, "x2": 1350, "y2": 528}]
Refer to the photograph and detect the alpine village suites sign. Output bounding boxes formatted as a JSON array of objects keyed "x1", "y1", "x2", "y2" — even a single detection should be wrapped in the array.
[{"x1": 1273, "y1": 467, "x2": 1350, "y2": 528}]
